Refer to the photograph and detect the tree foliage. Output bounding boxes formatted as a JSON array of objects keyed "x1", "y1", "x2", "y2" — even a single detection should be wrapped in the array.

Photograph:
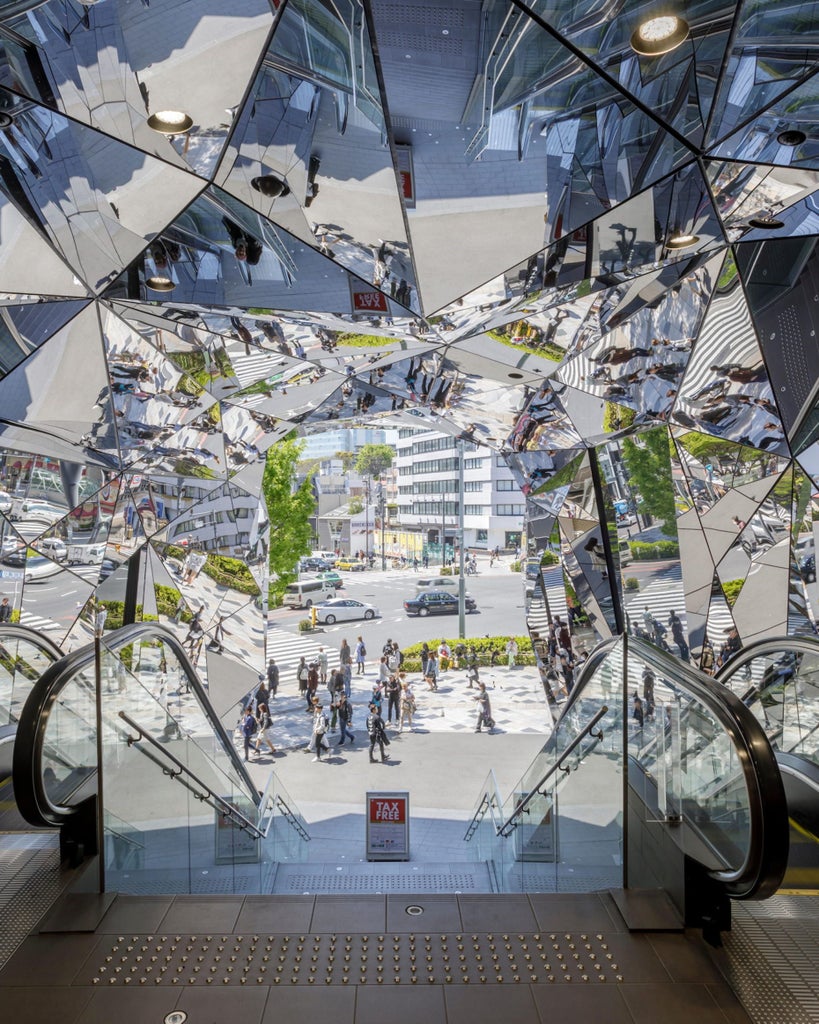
[
  {"x1": 335, "y1": 450, "x2": 356, "y2": 471},
  {"x1": 262, "y1": 434, "x2": 315, "y2": 591},
  {"x1": 355, "y1": 443, "x2": 394, "y2": 480},
  {"x1": 621, "y1": 426, "x2": 678, "y2": 538}
]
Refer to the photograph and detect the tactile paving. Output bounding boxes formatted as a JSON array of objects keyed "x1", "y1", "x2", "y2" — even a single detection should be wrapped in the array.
[{"x1": 85, "y1": 931, "x2": 627, "y2": 987}]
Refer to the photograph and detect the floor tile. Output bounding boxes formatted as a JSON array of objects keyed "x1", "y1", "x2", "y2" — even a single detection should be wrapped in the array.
[
  {"x1": 457, "y1": 895, "x2": 539, "y2": 932},
  {"x1": 619, "y1": 982, "x2": 733, "y2": 1023},
  {"x1": 530, "y1": 984, "x2": 635, "y2": 1023},
  {"x1": 647, "y1": 932, "x2": 727, "y2": 984},
  {"x1": 176, "y1": 985, "x2": 270, "y2": 1024},
  {"x1": 95, "y1": 895, "x2": 174, "y2": 934},
  {"x1": 261, "y1": 984, "x2": 354, "y2": 1022},
  {"x1": 443, "y1": 982, "x2": 540, "y2": 1024},
  {"x1": 0, "y1": 986, "x2": 92, "y2": 1024},
  {"x1": 386, "y1": 894, "x2": 461, "y2": 932},
  {"x1": 76, "y1": 986, "x2": 179, "y2": 1024},
  {"x1": 0, "y1": 934, "x2": 103, "y2": 986},
  {"x1": 528, "y1": 893, "x2": 622, "y2": 933},
  {"x1": 157, "y1": 897, "x2": 244, "y2": 933},
  {"x1": 310, "y1": 894, "x2": 386, "y2": 932},
  {"x1": 235, "y1": 896, "x2": 315, "y2": 933},
  {"x1": 356, "y1": 982, "x2": 444, "y2": 1024},
  {"x1": 39, "y1": 893, "x2": 116, "y2": 933}
]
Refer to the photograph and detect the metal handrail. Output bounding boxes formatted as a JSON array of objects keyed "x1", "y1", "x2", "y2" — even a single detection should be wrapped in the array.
[
  {"x1": 463, "y1": 792, "x2": 491, "y2": 843},
  {"x1": 118, "y1": 711, "x2": 263, "y2": 838},
  {"x1": 13, "y1": 623, "x2": 257, "y2": 828},
  {"x1": 273, "y1": 795, "x2": 310, "y2": 844},
  {"x1": 496, "y1": 706, "x2": 608, "y2": 838}
]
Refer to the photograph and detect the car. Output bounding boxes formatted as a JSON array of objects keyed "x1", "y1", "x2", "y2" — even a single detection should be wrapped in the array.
[
  {"x1": 1, "y1": 548, "x2": 27, "y2": 567},
  {"x1": 799, "y1": 554, "x2": 816, "y2": 583},
  {"x1": 313, "y1": 598, "x2": 379, "y2": 624},
  {"x1": 404, "y1": 590, "x2": 478, "y2": 617},
  {"x1": 523, "y1": 559, "x2": 541, "y2": 581},
  {"x1": 10, "y1": 500, "x2": 63, "y2": 524},
  {"x1": 37, "y1": 538, "x2": 68, "y2": 561},
  {"x1": 0, "y1": 490, "x2": 11, "y2": 513},
  {"x1": 299, "y1": 556, "x2": 332, "y2": 572},
  {"x1": 24, "y1": 555, "x2": 62, "y2": 582},
  {"x1": 415, "y1": 576, "x2": 459, "y2": 591},
  {"x1": 311, "y1": 550, "x2": 338, "y2": 566},
  {"x1": 313, "y1": 571, "x2": 343, "y2": 589},
  {"x1": 335, "y1": 557, "x2": 367, "y2": 571}
]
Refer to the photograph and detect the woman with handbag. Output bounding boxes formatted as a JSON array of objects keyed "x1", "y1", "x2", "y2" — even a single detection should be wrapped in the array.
[
  {"x1": 309, "y1": 699, "x2": 331, "y2": 762},
  {"x1": 254, "y1": 702, "x2": 276, "y2": 756}
]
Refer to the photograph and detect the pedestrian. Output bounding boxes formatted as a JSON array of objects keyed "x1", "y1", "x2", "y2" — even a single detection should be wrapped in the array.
[
  {"x1": 388, "y1": 643, "x2": 401, "y2": 674},
  {"x1": 422, "y1": 553, "x2": 429, "y2": 569},
  {"x1": 254, "y1": 702, "x2": 276, "y2": 755},
  {"x1": 377, "y1": 655, "x2": 390, "y2": 686},
  {"x1": 632, "y1": 691, "x2": 644, "y2": 729},
  {"x1": 425, "y1": 651, "x2": 438, "y2": 691},
  {"x1": 700, "y1": 640, "x2": 715, "y2": 675},
  {"x1": 336, "y1": 692, "x2": 355, "y2": 746},
  {"x1": 0, "y1": 596, "x2": 11, "y2": 621},
  {"x1": 559, "y1": 648, "x2": 575, "y2": 694},
  {"x1": 266, "y1": 658, "x2": 279, "y2": 698},
  {"x1": 339, "y1": 638, "x2": 351, "y2": 670},
  {"x1": 366, "y1": 703, "x2": 390, "y2": 763},
  {"x1": 306, "y1": 661, "x2": 319, "y2": 710},
  {"x1": 438, "y1": 639, "x2": 451, "y2": 668},
  {"x1": 171, "y1": 595, "x2": 185, "y2": 624},
  {"x1": 241, "y1": 705, "x2": 257, "y2": 761},
  {"x1": 420, "y1": 642, "x2": 430, "y2": 676},
  {"x1": 642, "y1": 666, "x2": 655, "y2": 720},
  {"x1": 473, "y1": 682, "x2": 494, "y2": 732},
  {"x1": 668, "y1": 610, "x2": 689, "y2": 660},
  {"x1": 385, "y1": 673, "x2": 401, "y2": 723},
  {"x1": 505, "y1": 636, "x2": 518, "y2": 668},
  {"x1": 309, "y1": 700, "x2": 330, "y2": 762},
  {"x1": 370, "y1": 683, "x2": 383, "y2": 714},
  {"x1": 398, "y1": 679, "x2": 416, "y2": 732},
  {"x1": 317, "y1": 646, "x2": 328, "y2": 685},
  {"x1": 355, "y1": 635, "x2": 367, "y2": 674},
  {"x1": 254, "y1": 676, "x2": 269, "y2": 711},
  {"x1": 554, "y1": 615, "x2": 572, "y2": 653},
  {"x1": 297, "y1": 656, "x2": 309, "y2": 697},
  {"x1": 208, "y1": 614, "x2": 229, "y2": 653}
]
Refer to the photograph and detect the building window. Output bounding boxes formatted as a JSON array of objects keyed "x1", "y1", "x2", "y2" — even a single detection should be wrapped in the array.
[
  {"x1": 476, "y1": 529, "x2": 488, "y2": 543},
  {"x1": 496, "y1": 504, "x2": 525, "y2": 516},
  {"x1": 464, "y1": 457, "x2": 483, "y2": 470},
  {"x1": 463, "y1": 505, "x2": 489, "y2": 516},
  {"x1": 463, "y1": 480, "x2": 484, "y2": 492},
  {"x1": 496, "y1": 480, "x2": 516, "y2": 491},
  {"x1": 505, "y1": 531, "x2": 522, "y2": 548}
]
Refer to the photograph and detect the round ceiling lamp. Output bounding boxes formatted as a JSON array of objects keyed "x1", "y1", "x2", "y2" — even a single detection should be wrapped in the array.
[
  {"x1": 777, "y1": 129, "x2": 807, "y2": 147},
  {"x1": 666, "y1": 232, "x2": 700, "y2": 249},
  {"x1": 748, "y1": 215, "x2": 784, "y2": 230},
  {"x1": 147, "y1": 110, "x2": 193, "y2": 135},
  {"x1": 630, "y1": 15, "x2": 690, "y2": 56},
  {"x1": 0, "y1": 112, "x2": 14, "y2": 129},
  {"x1": 251, "y1": 174, "x2": 290, "y2": 198},
  {"x1": 145, "y1": 275, "x2": 175, "y2": 292}
]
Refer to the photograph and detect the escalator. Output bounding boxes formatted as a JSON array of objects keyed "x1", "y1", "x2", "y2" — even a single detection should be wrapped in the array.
[
  {"x1": 13, "y1": 623, "x2": 309, "y2": 892},
  {"x1": 465, "y1": 635, "x2": 788, "y2": 925},
  {"x1": 718, "y1": 638, "x2": 819, "y2": 890}
]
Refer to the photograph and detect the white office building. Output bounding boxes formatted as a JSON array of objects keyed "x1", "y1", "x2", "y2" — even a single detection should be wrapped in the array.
[{"x1": 395, "y1": 428, "x2": 525, "y2": 557}]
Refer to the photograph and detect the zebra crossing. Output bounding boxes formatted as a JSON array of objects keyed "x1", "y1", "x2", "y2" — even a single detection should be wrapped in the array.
[
  {"x1": 264, "y1": 624, "x2": 341, "y2": 683},
  {"x1": 623, "y1": 564, "x2": 734, "y2": 643}
]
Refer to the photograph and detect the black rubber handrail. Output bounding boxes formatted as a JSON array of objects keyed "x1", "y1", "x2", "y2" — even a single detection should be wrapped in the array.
[
  {"x1": 0, "y1": 622, "x2": 63, "y2": 662},
  {"x1": 13, "y1": 623, "x2": 257, "y2": 828},
  {"x1": 716, "y1": 635, "x2": 819, "y2": 688}
]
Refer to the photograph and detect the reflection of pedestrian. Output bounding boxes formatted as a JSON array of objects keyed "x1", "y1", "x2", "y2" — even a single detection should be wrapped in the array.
[
  {"x1": 222, "y1": 217, "x2": 262, "y2": 264},
  {"x1": 583, "y1": 536, "x2": 608, "y2": 578},
  {"x1": 632, "y1": 692, "x2": 644, "y2": 729},
  {"x1": 241, "y1": 707, "x2": 256, "y2": 761},
  {"x1": 0, "y1": 597, "x2": 11, "y2": 622},
  {"x1": 668, "y1": 610, "x2": 688, "y2": 660}
]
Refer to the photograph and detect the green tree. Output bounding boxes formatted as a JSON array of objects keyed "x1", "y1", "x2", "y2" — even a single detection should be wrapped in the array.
[
  {"x1": 621, "y1": 426, "x2": 678, "y2": 538},
  {"x1": 355, "y1": 443, "x2": 394, "y2": 480},
  {"x1": 335, "y1": 450, "x2": 356, "y2": 471},
  {"x1": 262, "y1": 434, "x2": 315, "y2": 594}
]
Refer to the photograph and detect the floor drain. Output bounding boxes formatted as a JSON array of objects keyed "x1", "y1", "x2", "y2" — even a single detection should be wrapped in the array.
[
  {"x1": 164, "y1": 1012, "x2": 188, "y2": 1024},
  {"x1": 406, "y1": 905, "x2": 424, "y2": 916}
]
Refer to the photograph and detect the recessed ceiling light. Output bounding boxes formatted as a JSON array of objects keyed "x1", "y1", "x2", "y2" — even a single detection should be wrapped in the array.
[
  {"x1": 0, "y1": 112, "x2": 13, "y2": 129},
  {"x1": 666, "y1": 232, "x2": 699, "y2": 249},
  {"x1": 777, "y1": 129, "x2": 807, "y2": 147},
  {"x1": 251, "y1": 174, "x2": 290, "y2": 198},
  {"x1": 147, "y1": 110, "x2": 193, "y2": 135},
  {"x1": 630, "y1": 15, "x2": 689, "y2": 56},
  {"x1": 748, "y1": 216, "x2": 784, "y2": 230},
  {"x1": 146, "y1": 275, "x2": 175, "y2": 292}
]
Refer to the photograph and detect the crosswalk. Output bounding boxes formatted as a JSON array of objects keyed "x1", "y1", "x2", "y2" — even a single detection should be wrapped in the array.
[{"x1": 623, "y1": 564, "x2": 734, "y2": 647}]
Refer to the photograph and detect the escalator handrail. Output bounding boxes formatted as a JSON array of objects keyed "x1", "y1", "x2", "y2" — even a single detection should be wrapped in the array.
[
  {"x1": 532, "y1": 633, "x2": 787, "y2": 898},
  {"x1": 715, "y1": 635, "x2": 819, "y2": 687},
  {"x1": 13, "y1": 623, "x2": 258, "y2": 828},
  {"x1": 0, "y1": 622, "x2": 63, "y2": 661},
  {"x1": 622, "y1": 636, "x2": 789, "y2": 899}
]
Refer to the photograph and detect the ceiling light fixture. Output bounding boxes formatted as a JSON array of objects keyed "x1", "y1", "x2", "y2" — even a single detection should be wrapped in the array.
[
  {"x1": 748, "y1": 215, "x2": 784, "y2": 230},
  {"x1": 251, "y1": 174, "x2": 290, "y2": 198},
  {"x1": 0, "y1": 112, "x2": 13, "y2": 129},
  {"x1": 146, "y1": 275, "x2": 175, "y2": 292},
  {"x1": 666, "y1": 232, "x2": 699, "y2": 249},
  {"x1": 147, "y1": 110, "x2": 193, "y2": 135},
  {"x1": 630, "y1": 15, "x2": 689, "y2": 56},
  {"x1": 777, "y1": 129, "x2": 806, "y2": 147}
]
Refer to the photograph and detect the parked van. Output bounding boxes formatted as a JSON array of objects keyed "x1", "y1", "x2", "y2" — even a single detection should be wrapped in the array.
[
  {"x1": 282, "y1": 579, "x2": 337, "y2": 609},
  {"x1": 311, "y1": 550, "x2": 337, "y2": 566},
  {"x1": 618, "y1": 540, "x2": 633, "y2": 566},
  {"x1": 67, "y1": 543, "x2": 107, "y2": 566}
]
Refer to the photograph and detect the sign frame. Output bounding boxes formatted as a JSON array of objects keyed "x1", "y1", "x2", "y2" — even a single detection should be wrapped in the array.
[{"x1": 366, "y1": 790, "x2": 410, "y2": 861}]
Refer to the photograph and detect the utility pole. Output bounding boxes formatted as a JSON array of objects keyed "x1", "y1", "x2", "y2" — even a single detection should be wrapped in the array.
[{"x1": 457, "y1": 439, "x2": 466, "y2": 639}]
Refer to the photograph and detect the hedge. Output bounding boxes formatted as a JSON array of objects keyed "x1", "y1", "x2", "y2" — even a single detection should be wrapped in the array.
[
  {"x1": 400, "y1": 635, "x2": 536, "y2": 671},
  {"x1": 628, "y1": 540, "x2": 680, "y2": 561}
]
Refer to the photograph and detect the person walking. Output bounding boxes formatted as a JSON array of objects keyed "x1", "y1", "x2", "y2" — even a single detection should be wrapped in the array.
[
  {"x1": 306, "y1": 661, "x2": 319, "y2": 710},
  {"x1": 668, "y1": 610, "x2": 689, "y2": 660},
  {"x1": 317, "y1": 646, "x2": 328, "y2": 686},
  {"x1": 241, "y1": 706, "x2": 257, "y2": 762},
  {"x1": 473, "y1": 682, "x2": 494, "y2": 732},
  {"x1": 398, "y1": 679, "x2": 415, "y2": 733},
  {"x1": 254, "y1": 676, "x2": 269, "y2": 711},
  {"x1": 366, "y1": 703, "x2": 390, "y2": 763},
  {"x1": 254, "y1": 702, "x2": 276, "y2": 756},
  {"x1": 309, "y1": 700, "x2": 330, "y2": 762},
  {"x1": 425, "y1": 651, "x2": 439, "y2": 691},
  {"x1": 505, "y1": 636, "x2": 518, "y2": 668},
  {"x1": 266, "y1": 658, "x2": 279, "y2": 698},
  {"x1": 385, "y1": 672, "x2": 401, "y2": 724},
  {"x1": 297, "y1": 656, "x2": 309, "y2": 699},
  {"x1": 420, "y1": 642, "x2": 430, "y2": 677},
  {"x1": 354, "y1": 635, "x2": 367, "y2": 675},
  {"x1": 336, "y1": 692, "x2": 355, "y2": 746}
]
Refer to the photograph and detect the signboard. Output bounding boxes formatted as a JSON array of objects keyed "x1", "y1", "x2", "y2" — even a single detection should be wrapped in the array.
[
  {"x1": 0, "y1": 570, "x2": 23, "y2": 579},
  {"x1": 349, "y1": 279, "x2": 389, "y2": 314},
  {"x1": 394, "y1": 145, "x2": 416, "y2": 208},
  {"x1": 366, "y1": 791, "x2": 410, "y2": 861}
]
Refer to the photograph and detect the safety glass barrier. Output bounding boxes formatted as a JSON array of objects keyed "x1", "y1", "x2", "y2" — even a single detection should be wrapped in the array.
[
  {"x1": 496, "y1": 639, "x2": 624, "y2": 893},
  {"x1": 718, "y1": 642, "x2": 819, "y2": 766},
  {"x1": 463, "y1": 770, "x2": 506, "y2": 892},
  {"x1": 257, "y1": 771, "x2": 310, "y2": 872},
  {"x1": 0, "y1": 628, "x2": 61, "y2": 727}
]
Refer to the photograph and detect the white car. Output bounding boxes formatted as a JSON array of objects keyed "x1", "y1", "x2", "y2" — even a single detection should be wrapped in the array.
[
  {"x1": 313, "y1": 598, "x2": 379, "y2": 624},
  {"x1": 24, "y1": 555, "x2": 62, "y2": 582}
]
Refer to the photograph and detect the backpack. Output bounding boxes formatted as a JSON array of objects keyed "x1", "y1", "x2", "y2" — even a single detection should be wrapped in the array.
[{"x1": 360, "y1": 645, "x2": 367, "y2": 657}]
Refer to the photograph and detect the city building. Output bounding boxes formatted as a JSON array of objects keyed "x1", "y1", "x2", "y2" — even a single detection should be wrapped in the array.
[{"x1": 0, "y1": 1, "x2": 818, "y2": 1021}]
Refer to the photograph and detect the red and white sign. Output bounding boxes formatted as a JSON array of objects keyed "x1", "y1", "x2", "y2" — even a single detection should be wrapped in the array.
[
  {"x1": 350, "y1": 281, "x2": 389, "y2": 313},
  {"x1": 366, "y1": 791, "x2": 410, "y2": 860}
]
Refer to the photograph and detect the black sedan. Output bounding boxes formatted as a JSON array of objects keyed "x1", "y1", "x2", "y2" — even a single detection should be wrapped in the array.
[{"x1": 404, "y1": 590, "x2": 477, "y2": 617}]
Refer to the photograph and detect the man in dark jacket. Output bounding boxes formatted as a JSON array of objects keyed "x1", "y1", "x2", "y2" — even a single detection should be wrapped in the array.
[
  {"x1": 266, "y1": 658, "x2": 279, "y2": 697},
  {"x1": 336, "y1": 692, "x2": 355, "y2": 746},
  {"x1": 366, "y1": 703, "x2": 389, "y2": 763}
]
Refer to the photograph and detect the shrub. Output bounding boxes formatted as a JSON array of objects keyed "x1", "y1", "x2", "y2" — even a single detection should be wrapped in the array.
[
  {"x1": 541, "y1": 550, "x2": 559, "y2": 566},
  {"x1": 628, "y1": 540, "x2": 680, "y2": 561},
  {"x1": 401, "y1": 635, "x2": 536, "y2": 667},
  {"x1": 721, "y1": 578, "x2": 744, "y2": 606},
  {"x1": 625, "y1": 577, "x2": 640, "y2": 591},
  {"x1": 510, "y1": 561, "x2": 521, "y2": 572},
  {"x1": 440, "y1": 566, "x2": 452, "y2": 576},
  {"x1": 298, "y1": 618, "x2": 313, "y2": 632}
]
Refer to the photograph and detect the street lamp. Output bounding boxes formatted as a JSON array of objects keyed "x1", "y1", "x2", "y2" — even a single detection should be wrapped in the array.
[{"x1": 440, "y1": 487, "x2": 447, "y2": 568}]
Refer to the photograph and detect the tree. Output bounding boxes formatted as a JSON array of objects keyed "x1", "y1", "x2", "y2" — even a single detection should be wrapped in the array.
[
  {"x1": 621, "y1": 426, "x2": 678, "y2": 538},
  {"x1": 335, "y1": 450, "x2": 356, "y2": 471},
  {"x1": 355, "y1": 443, "x2": 394, "y2": 480},
  {"x1": 262, "y1": 434, "x2": 315, "y2": 592}
]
